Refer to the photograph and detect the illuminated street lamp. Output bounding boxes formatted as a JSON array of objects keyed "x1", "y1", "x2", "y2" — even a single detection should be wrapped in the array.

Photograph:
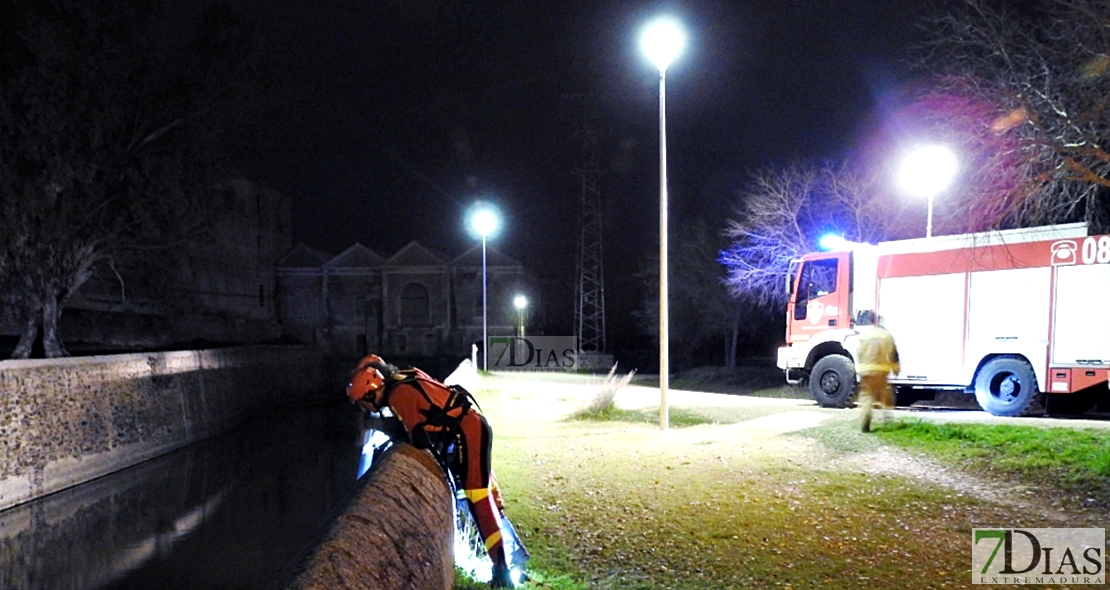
[
  {"x1": 641, "y1": 16, "x2": 685, "y2": 431},
  {"x1": 468, "y1": 202, "x2": 501, "y2": 371},
  {"x1": 513, "y1": 294, "x2": 528, "y2": 338},
  {"x1": 898, "y1": 145, "x2": 958, "y2": 238}
]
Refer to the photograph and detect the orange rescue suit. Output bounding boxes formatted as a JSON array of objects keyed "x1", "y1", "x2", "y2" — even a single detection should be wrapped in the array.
[{"x1": 382, "y1": 370, "x2": 507, "y2": 568}]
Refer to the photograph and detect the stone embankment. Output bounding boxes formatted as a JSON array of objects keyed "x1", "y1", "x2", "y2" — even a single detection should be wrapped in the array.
[
  {"x1": 0, "y1": 345, "x2": 326, "y2": 512},
  {"x1": 288, "y1": 443, "x2": 455, "y2": 590}
]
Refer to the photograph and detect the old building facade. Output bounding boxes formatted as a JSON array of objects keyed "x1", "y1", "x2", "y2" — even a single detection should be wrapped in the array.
[
  {"x1": 1, "y1": 175, "x2": 543, "y2": 362},
  {"x1": 276, "y1": 241, "x2": 535, "y2": 359},
  {"x1": 277, "y1": 240, "x2": 537, "y2": 359}
]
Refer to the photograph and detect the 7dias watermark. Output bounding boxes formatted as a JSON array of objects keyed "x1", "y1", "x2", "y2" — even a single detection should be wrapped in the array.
[
  {"x1": 972, "y1": 528, "x2": 1105, "y2": 585},
  {"x1": 488, "y1": 336, "x2": 577, "y2": 371}
]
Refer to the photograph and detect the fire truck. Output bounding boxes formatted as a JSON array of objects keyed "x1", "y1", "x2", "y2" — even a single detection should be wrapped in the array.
[{"x1": 776, "y1": 223, "x2": 1110, "y2": 416}]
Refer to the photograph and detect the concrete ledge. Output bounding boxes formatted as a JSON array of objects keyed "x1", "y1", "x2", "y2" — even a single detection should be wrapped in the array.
[
  {"x1": 288, "y1": 443, "x2": 454, "y2": 590},
  {"x1": 0, "y1": 345, "x2": 325, "y2": 511}
]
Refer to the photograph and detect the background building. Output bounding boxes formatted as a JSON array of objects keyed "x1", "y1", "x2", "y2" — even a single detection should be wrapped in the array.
[
  {"x1": 276, "y1": 241, "x2": 536, "y2": 361},
  {"x1": 38, "y1": 179, "x2": 293, "y2": 353},
  {"x1": 0, "y1": 178, "x2": 541, "y2": 363}
]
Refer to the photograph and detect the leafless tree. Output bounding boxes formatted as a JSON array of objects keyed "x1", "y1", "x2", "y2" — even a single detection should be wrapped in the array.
[
  {"x1": 716, "y1": 1, "x2": 1110, "y2": 322},
  {"x1": 0, "y1": 0, "x2": 258, "y2": 358},
  {"x1": 720, "y1": 161, "x2": 916, "y2": 308},
  {"x1": 719, "y1": 163, "x2": 819, "y2": 310},
  {"x1": 916, "y1": 0, "x2": 1110, "y2": 229}
]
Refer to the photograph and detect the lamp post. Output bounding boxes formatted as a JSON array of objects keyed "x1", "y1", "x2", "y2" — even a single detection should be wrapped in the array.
[
  {"x1": 513, "y1": 294, "x2": 527, "y2": 338},
  {"x1": 897, "y1": 145, "x2": 958, "y2": 238},
  {"x1": 469, "y1": 203, "x2": 501, "y2": 371},
  {"x1": 641, "y1": 16, "x2": 684, "y2": 431}
]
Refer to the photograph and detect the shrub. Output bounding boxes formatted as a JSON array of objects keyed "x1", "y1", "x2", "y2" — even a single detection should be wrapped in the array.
[{"x1": 575, "y1": 363, "x2": 636, "y2": 418}]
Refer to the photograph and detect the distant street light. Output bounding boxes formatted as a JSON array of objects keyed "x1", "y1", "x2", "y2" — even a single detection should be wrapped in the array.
[
  {"x1": 513, "y1": 294, "x2": 528, "y2": 338},
  {"x1": 641, "y1": 16, "x2": 685, "y2": 431},
  {"x1": 898, "y1": 145, "x2": 958, "y2": 238},
  {"x1": 468, "y1": 202, "x2": 502, "y2": 371}
]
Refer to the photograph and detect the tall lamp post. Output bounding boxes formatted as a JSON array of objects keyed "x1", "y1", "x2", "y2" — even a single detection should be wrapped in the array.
[
  {"x1": 641, "y1": 16, "x2": 685, "y2": 431},
  {"x1": 468, "y1": 203, "x2": 501, "y2": 371},
  {"x1": 898, "y1": 145, "x2": 958, "y2": 238},
  {"x1": 513, "y1": 294, "x2": 528, "y2": 338}
]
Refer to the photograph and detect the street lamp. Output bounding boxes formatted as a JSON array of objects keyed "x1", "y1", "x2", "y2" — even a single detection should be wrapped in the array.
[
  {"x1": 468, "y1": 202, "x2": 501, "y2": 371},
  {"x1": 513, "y1": 294, "x2": 528, "y2": 338},
  {"x1": 898, "y1": 145, "x2": 958, "y2": 238},
  {"x1": 641, "y1": 16, "x2": 684, "y2": 431}
]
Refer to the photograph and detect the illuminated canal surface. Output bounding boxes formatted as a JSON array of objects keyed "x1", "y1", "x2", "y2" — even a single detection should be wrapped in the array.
[{"x1": 0, "y1": 403, "x2": 390, "y2": 590}]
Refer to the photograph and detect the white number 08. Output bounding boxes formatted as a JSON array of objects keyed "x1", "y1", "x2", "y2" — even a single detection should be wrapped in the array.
[{"x1": 1081, "y1": 236, "x2": 1110, "y2": 264}]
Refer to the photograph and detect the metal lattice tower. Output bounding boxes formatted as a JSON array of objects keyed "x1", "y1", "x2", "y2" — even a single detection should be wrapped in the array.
[{"x1": 571, "y1": 94, "x2": 606, "y2": 353}]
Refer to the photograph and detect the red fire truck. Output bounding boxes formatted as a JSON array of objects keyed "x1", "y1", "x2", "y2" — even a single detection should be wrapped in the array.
[{"x1": 777, "y1": 223, "x2": 1110, "y2": 416}]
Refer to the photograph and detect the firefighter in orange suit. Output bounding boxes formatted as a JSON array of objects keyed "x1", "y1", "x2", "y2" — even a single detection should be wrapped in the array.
[
  {"x1": 347, "y1": 355, "x2": 520, "y2": 588},
  {"x1": 855, "y1": 311, "x2": 900, "y2": 433}
]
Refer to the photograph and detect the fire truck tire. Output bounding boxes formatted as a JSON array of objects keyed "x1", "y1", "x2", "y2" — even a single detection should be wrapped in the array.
[
  {"x1": 974, "y1": 357, "x2": 1039, "y2": 417},
  {"x1": 810, "y1": 355, "x2": 855, "y2": 408}
]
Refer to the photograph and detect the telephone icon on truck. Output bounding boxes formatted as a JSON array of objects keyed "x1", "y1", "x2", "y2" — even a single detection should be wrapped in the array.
[{"x1": 1050, "y1": 240, "x2": 1077, "y2": 266}]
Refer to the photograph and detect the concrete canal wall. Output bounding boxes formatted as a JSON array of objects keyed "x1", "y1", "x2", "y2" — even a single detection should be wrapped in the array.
[
  {"x1": 0, "y1": 345, "x2": 327, "y2": 512},
  {"x1": 288, "y1": 443, "x2": 455, "y2": 590}
]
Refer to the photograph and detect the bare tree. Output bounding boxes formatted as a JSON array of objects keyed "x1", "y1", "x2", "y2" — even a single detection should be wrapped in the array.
[
  {"x1": 0, "y1": 0, "x2": 258, "y2": 358},
  {"x1": 916, "y1": 0, "x2": 1110, "y2": 229},
  {"x1": 720, "y1": 161, "x2": 915, "y2": 308},
  {"x1": 716, "y1": 1, "x2": 1110, "y2": 326}
]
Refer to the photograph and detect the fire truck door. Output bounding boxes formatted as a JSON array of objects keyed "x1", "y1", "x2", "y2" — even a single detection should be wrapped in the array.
[
  {"x1": 878, "y1": 272, "x2": 966, "y2": 384},
  {"x1": 788, "y1": 254, "x2": 850, "y2": 342}
]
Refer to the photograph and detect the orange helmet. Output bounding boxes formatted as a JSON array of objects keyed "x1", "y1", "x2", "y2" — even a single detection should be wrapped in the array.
[
  {"x1": 355, "y1": 354, "x2": 385, "y2": 371},
  {"x1": 347, "y1": 365, "x2": 386, "y2": 406}
]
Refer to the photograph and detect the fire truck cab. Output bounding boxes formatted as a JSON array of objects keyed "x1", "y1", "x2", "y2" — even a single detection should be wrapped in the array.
[{"x1": 777, "y1": 223, "x2": 1110, "y2": 417}]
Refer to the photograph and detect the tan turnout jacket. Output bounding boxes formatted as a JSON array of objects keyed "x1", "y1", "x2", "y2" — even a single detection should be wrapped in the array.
[{"x1": 856, "y1": 327, "x2": 900, "y2": 376}]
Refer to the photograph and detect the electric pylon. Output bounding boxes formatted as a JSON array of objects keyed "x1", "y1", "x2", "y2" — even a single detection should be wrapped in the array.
[{"x1": 570, "y1": 93, "x2": 606, "y2": 353}]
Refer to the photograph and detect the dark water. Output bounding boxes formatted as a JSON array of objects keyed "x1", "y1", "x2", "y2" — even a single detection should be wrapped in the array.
[{"x1": 0, "y1": 403, "x2": 390, "y2": 590}]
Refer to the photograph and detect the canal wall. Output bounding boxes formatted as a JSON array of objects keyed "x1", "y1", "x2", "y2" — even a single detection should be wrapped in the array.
[
  {"x1": 0, "y1": 345, "x2": 327, "y2": 512},
  {"x1": 288, "y1": 443, "x2": 455, "y2": 590}
]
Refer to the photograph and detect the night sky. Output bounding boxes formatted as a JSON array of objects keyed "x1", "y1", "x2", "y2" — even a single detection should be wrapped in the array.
[{"x1": 232, "y1": 0, "x2": 938, "y2": 345}]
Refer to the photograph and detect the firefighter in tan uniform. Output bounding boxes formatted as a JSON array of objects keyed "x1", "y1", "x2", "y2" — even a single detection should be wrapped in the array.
[{"x1": 855, "y1": 311, "x2": 900, "y2": 433}]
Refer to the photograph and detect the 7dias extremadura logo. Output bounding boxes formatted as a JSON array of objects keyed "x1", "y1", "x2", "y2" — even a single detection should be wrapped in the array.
[
  {"x1": 972, "y1": 528, "x2": 1104, "y2": 585},
  {"x1": 488, "y1": 336, "x2": 578, "y2": 370}
]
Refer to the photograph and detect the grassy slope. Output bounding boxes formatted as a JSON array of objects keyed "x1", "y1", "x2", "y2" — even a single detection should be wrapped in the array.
[
  {"x1": 473, "y1": 378, "x2": 923, "y2": 588},
  {"x1": 460, "y1": 373, "x2": 1108, "y2": 589},
  {"x1": 874, "y1": 420, "x2": 1110, "y2": 512}
]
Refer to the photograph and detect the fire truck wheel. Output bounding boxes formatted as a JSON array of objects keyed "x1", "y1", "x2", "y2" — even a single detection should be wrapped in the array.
[
  {"x1": 974, "y1": 357, "x2": 1038, "y2": 417},
  {"x1": 810, "y1": 355, "x2": 855, "y2": 408}
]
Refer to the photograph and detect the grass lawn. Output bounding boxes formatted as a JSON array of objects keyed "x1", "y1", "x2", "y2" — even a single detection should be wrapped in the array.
[
  {"x1": 633, "y1": 365, "x2": 804, "y2": 399},
  {"x1": 451, "y1": 372, "x2": 1108, "y2": 589},
  {"x1": 874, "y1": 420, "x2": 1110, "y2": 512}
]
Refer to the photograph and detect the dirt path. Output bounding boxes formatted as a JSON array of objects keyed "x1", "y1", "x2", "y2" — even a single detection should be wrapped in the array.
[{"x1": 837, "y1": 446, "x2": 1088, "y2": 526}]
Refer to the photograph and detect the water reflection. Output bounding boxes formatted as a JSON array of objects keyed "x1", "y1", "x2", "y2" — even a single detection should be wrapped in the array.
[
  {"x1": 357, "y1": 429, "x2": 395, "y2": 480},
  {"x1": 0, "y1": 404, "x2": 381, "y2": 590}
]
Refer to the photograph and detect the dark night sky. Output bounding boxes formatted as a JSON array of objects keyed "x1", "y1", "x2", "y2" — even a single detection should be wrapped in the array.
[{"x1": 232, "y1": 0, "x2": 938, "y2": 345}]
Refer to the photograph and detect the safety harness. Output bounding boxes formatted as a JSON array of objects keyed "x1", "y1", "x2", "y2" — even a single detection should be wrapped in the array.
[{"x1": 381, "y1": 369, "x2": 482, "y2": 466}]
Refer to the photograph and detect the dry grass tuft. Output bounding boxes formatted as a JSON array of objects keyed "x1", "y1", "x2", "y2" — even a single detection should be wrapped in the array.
[{"x1": 574, "y1": 364, "x2": 636, "y2": 419}]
